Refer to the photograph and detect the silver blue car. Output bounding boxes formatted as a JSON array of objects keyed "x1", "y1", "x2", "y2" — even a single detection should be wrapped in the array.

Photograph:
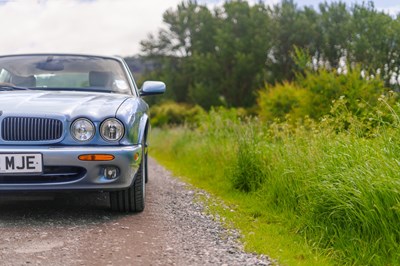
[{"x1": 0, "y1": 54, "x2": 165, "y2": 212}]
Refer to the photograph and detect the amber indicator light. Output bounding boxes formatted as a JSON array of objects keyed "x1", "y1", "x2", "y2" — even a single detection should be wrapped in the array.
[{"x1": 78, "y1": 154, "x2": 115, "y2": 161}]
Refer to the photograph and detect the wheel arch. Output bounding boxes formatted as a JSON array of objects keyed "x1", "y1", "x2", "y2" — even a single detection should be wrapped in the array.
[
  {"x1": 137, "y1": 114, "x2": 150, "y2": 184},
  {"x1": 137, "y1": 114, "x2": 150, "y2": 150}
]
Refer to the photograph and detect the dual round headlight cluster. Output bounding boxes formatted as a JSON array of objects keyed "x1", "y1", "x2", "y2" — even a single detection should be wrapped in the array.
[{"x1": 71, "y1": 118, "x2": 124, "y2": 142}]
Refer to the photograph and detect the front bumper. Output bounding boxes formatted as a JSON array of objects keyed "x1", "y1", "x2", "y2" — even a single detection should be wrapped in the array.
[{"x1": 0, "y1": 145, "x2": 142, "y2": 191}]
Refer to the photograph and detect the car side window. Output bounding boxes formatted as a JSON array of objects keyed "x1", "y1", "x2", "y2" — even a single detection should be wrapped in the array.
[{"x1": 0, "y1": 69, "x2": 11, "y2": 83}]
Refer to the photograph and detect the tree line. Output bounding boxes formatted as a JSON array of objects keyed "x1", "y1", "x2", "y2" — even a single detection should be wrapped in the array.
[{"x1": 139, "y1": 0, "x2": 400, "y2": 109}]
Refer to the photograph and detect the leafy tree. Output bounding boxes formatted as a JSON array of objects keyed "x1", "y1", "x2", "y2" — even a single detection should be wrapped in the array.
[
  {"x1": 207, "y1": 1, "x2": 273, "y2": 107},
  {"x1": 139, "y1": 0, "x2": 400, "y2": 109},
  {"x1": 141, "y1": 1, "x2": 217, "y2": 103},
  {"x1": 140, "y1": 0, "x2": 272, "y2": 108},
  {"x1": 317, "y1": 1, "x2": 352, "y2": 65},
  {"x1": 268, "y1": 0, "x2": 320, "y2": 82}
]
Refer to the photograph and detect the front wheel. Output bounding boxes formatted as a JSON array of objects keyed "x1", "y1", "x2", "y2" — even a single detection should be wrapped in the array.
[{"x1": 109, "y1": 155, "x2": 146, "y2": 213}]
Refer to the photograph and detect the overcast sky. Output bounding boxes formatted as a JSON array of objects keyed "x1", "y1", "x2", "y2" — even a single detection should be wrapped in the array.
[{"x1": 0, "y1": 0, "x2": 398, "y2": 57}]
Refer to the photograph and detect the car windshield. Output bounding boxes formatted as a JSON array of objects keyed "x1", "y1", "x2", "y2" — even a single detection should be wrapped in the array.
[{"x1": 0, "y1": 55, "x2": 132, "y2": 94}]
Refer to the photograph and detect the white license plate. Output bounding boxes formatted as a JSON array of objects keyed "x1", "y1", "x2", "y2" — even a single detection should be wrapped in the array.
[{"x1": 0, "y1": 153, "x2": 43, "y2": 174}]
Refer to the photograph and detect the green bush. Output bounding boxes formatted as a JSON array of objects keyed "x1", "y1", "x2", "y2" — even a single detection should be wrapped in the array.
[
  {"x1": 257, "y1": 67, "x2": 388, "y2": 121},
  {"x1": 299, "y1": 67, "x2": 386, "y2": 119},
  {"x1": 257, "y1": 81, "x2": 312, "y2": 121},
  {"x1": 150, "y1": 101, "x2": 205, "y2": 127}
]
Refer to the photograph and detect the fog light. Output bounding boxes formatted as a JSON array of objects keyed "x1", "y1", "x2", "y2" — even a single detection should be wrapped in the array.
[{"x1": 104, "y1": 166, "x2": 119, "y2": 179}]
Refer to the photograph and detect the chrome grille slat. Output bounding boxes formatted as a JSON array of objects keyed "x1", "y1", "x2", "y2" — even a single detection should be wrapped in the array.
[{"x1": 1, "y1": 117, "x2": 63, "y2": 141}]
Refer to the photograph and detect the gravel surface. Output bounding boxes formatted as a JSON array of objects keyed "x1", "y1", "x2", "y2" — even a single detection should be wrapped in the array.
[{"x1": 0, "y1": 158, "x2": 272, "y2": 265}]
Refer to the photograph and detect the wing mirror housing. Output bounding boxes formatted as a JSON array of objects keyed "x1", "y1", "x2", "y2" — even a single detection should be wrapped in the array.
[{"x1": 139, "y1": 81, "x2": 166, "y2": 96}]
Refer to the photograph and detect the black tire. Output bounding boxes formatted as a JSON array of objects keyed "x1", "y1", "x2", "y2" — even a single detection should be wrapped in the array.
[{"x1": 110, "y1": 152, "x2": 146, "y2": 213}]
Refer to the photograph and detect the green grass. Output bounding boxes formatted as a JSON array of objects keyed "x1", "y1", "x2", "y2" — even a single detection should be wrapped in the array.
[
  {"x1": 150, "y1": 130, "x2": 333, "y2": 265},
  {"x1": 149, "y1": 108, "x2": 400, "y2": 265}
]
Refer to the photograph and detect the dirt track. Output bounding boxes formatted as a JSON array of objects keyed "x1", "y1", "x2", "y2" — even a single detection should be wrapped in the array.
[{"x1": 0, "y1": 158, "x2": 270, "y2": 266}]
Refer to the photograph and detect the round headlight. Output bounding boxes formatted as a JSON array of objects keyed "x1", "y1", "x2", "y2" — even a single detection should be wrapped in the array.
[
  {"x1": 71, "y1": 118, "x2": 95, "y2": 141},
  {"x1": 100, "y1": 118, "x2": 124, "y2": 141}
]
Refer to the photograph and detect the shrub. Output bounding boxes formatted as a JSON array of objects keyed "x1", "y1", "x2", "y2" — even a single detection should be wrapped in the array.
[
  {"x1": 298, "y1": 67, "x2": 386, "y2": 119},
  {"x1": 150, "y1": 101, "x2": 205, "y2": 127},
  {"x1": 257, "y1": 82, "x2": 312, "y2": 121},
  {"x1": 257, "y1": 67, "x2": 389, "y2": 121}
]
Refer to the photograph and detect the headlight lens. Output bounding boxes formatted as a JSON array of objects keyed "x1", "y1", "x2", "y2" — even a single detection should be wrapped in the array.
[
  {"x1": 71, "y1": 118, "x2": 95, "y2": 141},
  {"x1": 100, "y1": 118, "x2": 124, "y2": 141}
]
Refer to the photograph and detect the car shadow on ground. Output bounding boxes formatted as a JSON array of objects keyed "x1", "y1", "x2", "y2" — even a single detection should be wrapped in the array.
[{"x1": 0, "y1": 192, "x2": 129, "y2": 227}]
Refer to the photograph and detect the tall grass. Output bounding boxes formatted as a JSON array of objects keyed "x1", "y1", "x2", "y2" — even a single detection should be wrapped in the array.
[{"x1": 150, "y1": 101, "x2": 400, "y2": 265}]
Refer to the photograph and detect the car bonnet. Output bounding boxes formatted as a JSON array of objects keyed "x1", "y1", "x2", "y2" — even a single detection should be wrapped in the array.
[{"x1": 0, "y1": 90, "x2": 130, "y2": 121}]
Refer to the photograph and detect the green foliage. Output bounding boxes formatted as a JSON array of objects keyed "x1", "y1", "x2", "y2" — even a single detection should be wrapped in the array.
[
  {"x1": 150, "y1": 98, "x2": 400, "y2": 265},
  {"x1": 257, "y1": 82, "x2": 311, "y2": 121},
  {"x1": 188, "y1": 81, "x2": 222, "y2": 109},
  {"x1": 150, "y1": 101, "x2": 205, "y2": 127},
  {"x1": 140, "y1": 0, "x2": 400, "y2": 109},
  {"x1": 300, "y1": 67, "x2": 385, "y2": 118},
  {"x1": 258, "y1": 66, "x2": 388, "y2": 121},
  {"x1": 141, "y1": 1, "x2": 272, "y2": 108},
  {"x1": 231, "y1": 126, "x2": 267, "y2": 192},
  {"x1": 317, "y1": 2, "x2": 352, "y2": 66},
  {"x1": 143, "y1": 2, "x2": 400, "y2": 264},
  {"x1": 268, "y1": 0, "x2": 320, "y2": 81},
  {"x1": 302, "y1": 135, "x2": 400, "y2": 264},
  {"x1": 350, "y1": 2, "x2": 397, "y2": 70}
]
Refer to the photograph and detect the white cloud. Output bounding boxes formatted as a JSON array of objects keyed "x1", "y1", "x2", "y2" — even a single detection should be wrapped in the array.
[
  {"x1": 380, "y1": 5, "x2": 400, "y2": 16},
  {"x1": 0, "y1": 0, "x2": 183, "y2": 56},
  {"x1": 0, "y1": 0, "x2": 395, "y2": 57},
  {"x1": 200, "y1": 0, "x2": 278, "y2": 9},
  {"x1": 0, "y1": 0, "x2": 289, "y2": 57}
]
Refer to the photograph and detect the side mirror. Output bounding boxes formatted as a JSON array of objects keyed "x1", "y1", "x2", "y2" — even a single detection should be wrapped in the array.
[{"x1": 140, "y1": 81, "x2": 166, "y2": 96}]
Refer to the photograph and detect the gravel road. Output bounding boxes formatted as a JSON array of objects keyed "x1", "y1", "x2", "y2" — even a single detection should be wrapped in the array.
[{"x1": 0, "y1": 158, "x2": 272, "y2": 266}]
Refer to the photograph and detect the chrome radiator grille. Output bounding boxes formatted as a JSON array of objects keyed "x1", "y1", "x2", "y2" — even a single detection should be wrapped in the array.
[{"x1": 1, "y1": 117, "x2": 63, "y2": 141}]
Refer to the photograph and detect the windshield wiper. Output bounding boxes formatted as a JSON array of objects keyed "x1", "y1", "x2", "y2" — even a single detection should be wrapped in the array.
[{"x1": 0, "y1": 85, "x2": 30, "y2": 91}]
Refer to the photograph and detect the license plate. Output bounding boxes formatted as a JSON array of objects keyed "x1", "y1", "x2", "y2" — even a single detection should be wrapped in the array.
[{"x1": 0, "y1": 153, "x2": 43, "y2": 174}]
